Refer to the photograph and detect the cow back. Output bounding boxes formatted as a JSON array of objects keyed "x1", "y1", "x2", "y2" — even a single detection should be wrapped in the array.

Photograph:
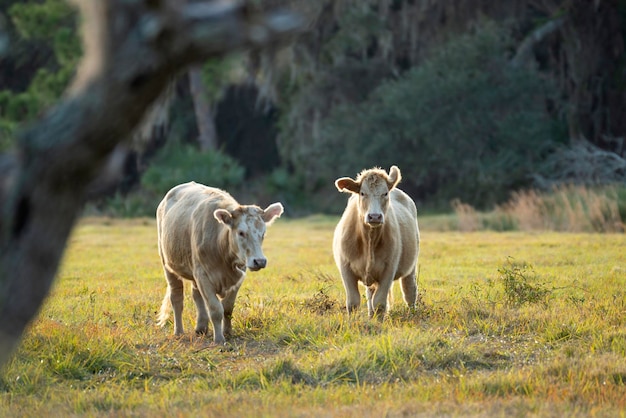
[{"x1": 157, "y1": 182, "x2": 236, "y2": 280}]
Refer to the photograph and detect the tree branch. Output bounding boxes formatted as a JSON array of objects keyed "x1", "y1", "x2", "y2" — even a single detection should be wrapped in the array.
[
  {"x1": 511, "y1": 17, "x2": 564, "y2": 67},
  {"x1": 0, "y1": 0, "x2": 302, "y2": 367}
]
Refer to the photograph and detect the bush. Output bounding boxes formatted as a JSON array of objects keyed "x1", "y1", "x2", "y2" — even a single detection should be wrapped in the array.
[
  {"x1": 141, "y1": 143, "x2": 245, "y2": 198},
  {"x1": 534, "y1": 140, "x2": 626, "y2": 188}
]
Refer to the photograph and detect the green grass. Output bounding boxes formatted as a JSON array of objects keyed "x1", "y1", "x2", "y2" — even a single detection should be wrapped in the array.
[{"x1": 1, "y1": 216, "x2": 626, "y2": 417}]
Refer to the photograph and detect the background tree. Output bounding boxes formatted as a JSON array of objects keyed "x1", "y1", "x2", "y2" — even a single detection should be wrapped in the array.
[
  {"x1": 267, "y1": 0, "x2": 625, "y2": 211},
  {"x1": 3, "y1": 0, "x2": 624, "y2": 216},
  {"x1": 189, "y1": 66, "x2": 218, "y2": 151},
  {"x1": 316, "y1": 23, "x2": 561, "y2": 208}
]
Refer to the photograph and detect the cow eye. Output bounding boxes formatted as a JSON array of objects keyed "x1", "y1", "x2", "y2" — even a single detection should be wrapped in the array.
[
  {"x1": 383, "y1": 192, "x2": 388, "y2": 198},
  {"x1": 360, "y1": 192, "x2": 365, "y2": 197},
  {"x1": 238, "y1": 231, "x2": 246, "y2": 238}
]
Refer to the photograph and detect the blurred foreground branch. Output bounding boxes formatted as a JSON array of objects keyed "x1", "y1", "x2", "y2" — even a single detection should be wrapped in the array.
[{"x1": 0, "y1": 0, "x2": 302, "y2": 367}]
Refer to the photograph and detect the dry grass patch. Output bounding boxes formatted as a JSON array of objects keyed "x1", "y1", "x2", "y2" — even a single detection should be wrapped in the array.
[{"x1": 449, "y1": 184, "x2": 625, "y2": 232}]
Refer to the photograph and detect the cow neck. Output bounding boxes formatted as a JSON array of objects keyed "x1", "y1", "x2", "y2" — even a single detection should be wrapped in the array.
[
  {"x1": 361, "y1": 222, "x2": 385, "y2": 282},
  {"x1": 218, "y1": 226, "x2": 244, "y2": 275}
]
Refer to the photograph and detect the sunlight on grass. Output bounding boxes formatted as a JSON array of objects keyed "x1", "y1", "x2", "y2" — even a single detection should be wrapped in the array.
[{"x1": 1, "y1": 217, "x2": 625, "y2": 417}]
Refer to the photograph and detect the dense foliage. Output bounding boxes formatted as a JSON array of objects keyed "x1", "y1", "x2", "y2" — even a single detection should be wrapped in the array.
[
  {"x1": 0, "y1": 0, "x2": 78, "y2": 150},
  {"x1": 301, "y1": 24, "x2": 563, "y2": 208}
]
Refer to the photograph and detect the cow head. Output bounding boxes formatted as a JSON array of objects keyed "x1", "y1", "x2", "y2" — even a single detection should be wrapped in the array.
[
  {"x1": 214, "y1": 202, "x2": 284, "y2": 272},
  {"x1": 335, "y1": 166, "x2": 401, "y2": 228}
]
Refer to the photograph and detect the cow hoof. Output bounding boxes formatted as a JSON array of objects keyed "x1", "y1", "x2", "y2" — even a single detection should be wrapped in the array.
[
  {"x1": 195, "y1": 327, "x2": 209, "y2": 336},
  {"x1": 370, "y1": 308, "x2": 386, "y2": 321}
]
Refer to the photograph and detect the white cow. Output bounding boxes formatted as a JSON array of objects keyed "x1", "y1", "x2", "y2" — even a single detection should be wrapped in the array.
[
  {"x1": 333, "y1": 166, "x2": 420, "y2": 317},
  {"x1": 156, "y1": 182, "x2": 283, "y2": 343}
]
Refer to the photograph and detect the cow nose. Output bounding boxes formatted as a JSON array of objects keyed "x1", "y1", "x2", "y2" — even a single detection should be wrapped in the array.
[
  {"x1": 367, "y1": 213, "x2": 383, "y2": 223},
  {"x1": 252, "y1": 258, "x2": 267, "y2": 269}
]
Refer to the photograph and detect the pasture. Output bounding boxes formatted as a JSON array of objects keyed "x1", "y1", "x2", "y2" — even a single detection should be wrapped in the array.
[{"x1": 1, "y1": 216, "x2": 625, "y2": 417}]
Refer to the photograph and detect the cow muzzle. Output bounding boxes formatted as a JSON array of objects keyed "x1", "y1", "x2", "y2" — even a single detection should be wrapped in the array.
[
  {"x1": 365, "y1": 212, "x2": 384, "y2": 227},
  {"x1": 248, "y1": 257, "x2": 267, "y2": 271}
]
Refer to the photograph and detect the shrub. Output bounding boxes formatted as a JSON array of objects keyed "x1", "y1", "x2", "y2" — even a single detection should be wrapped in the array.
[
  {"x1": 141, "y1": 143, "x2": 245, "y2": 198},
  {"x1": 534, "y1": 140, "x2": 626, "y2": 189}
]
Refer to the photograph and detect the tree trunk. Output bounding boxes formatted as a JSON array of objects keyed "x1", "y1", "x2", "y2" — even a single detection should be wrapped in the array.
[
  {"x1": 0, "y1": 0, "x2": 302, "y2": 367},
  {"x1": 189, "y1": 67, "x2": 219, "y2": 151}
]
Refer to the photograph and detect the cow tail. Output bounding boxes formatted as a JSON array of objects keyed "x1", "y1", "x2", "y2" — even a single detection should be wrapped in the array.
[{"x1": 157, "y1": 285, "x2": 171, "y2": 327}]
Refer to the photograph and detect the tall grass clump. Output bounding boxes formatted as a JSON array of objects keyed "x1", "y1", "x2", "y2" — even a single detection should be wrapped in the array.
[
  {"x1": 450, "y1": 199, "x2": 480, "y2": 232},
  {"x1": 452, "y1": 185, "x2": 625, "y2": 232},
  {"x1": 497, "y1": 185, "x2": 624, "y2": 232}
]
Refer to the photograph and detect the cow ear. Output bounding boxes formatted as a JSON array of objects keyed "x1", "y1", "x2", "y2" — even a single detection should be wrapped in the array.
[
  {"x1": 262, "y1": 202, "x2": 284, "y2": 224},
  {"x1": 387, "y1": 165, "x2": 402, "y2": 189},
  {"x1": 335, "y1": 177, "x2": 360, "y2": 194},
  {"x1": 214, "y1": 208, "x2": 233, "y2": 225}
]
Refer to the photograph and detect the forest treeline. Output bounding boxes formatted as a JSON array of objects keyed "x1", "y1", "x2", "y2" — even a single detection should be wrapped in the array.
[{"x1": 1, "y1": 0, "x2": 625, "y2": 215}]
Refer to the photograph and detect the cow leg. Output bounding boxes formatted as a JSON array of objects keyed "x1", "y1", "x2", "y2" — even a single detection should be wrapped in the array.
[
  {"x1": 206, "y1": 291, "x2": 226, "y2": 344},
  {"x1": 165, "y1": 270, "x2": 185, "y2": 335},
  {"x1": 366, "y1": 286, "x2": 375, "y2": 317},
  {"x1": 220, "y1": 285, "x2": 241, "y2": 338},
  {"x1": 400, "y1": 267, "x2": 418, "y2": 309},
  {"x1": 339, "y1": 264, "x2": 360, "y2": 314},
  {"x1": 193, "y1": 269, "x2": 225, "y2": 344},
  {"x1": 191, "y1": 282, "x2": 209, "y2": 335},
  {"x1": 371, "y1": 278, "x2": 393, "y2": 319}
]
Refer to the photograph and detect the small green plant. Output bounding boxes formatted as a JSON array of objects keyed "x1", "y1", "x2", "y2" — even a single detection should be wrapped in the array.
[
  {"x1": 301, "y1": 286, "x2": 339, "y2": 315},
  {"x1": 498, "y1": 257, "x2": 551, "y2": 306}
]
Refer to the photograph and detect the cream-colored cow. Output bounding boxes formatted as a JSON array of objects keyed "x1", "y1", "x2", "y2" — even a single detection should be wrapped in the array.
[
  {"x1": 156, "y1": 182, "x2": 283, "y2": 343},
  {"x1": 333, "y1": 166, "x2": 419, "y2": 317}
]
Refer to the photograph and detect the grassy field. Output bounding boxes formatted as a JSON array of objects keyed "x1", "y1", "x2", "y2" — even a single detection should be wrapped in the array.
[{"x1": 1, "y1": 216, "x2": 625, "y2": 417}]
